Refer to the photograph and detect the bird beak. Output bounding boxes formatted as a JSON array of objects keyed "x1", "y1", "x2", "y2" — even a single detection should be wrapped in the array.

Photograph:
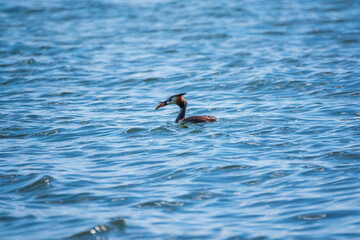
[{"x1": 155, "y1": 101, "x2": 168, "y2": 110}]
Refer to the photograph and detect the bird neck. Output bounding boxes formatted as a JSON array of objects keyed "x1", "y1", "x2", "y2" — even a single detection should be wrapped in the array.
[{"x1": 175, "y1": 101, "x2": 187, "y2": 123}]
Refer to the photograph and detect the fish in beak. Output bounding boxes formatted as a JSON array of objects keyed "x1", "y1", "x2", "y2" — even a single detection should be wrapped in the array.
[{"x1": 155, "y1": 100, "x2": 168, "y2": 110}]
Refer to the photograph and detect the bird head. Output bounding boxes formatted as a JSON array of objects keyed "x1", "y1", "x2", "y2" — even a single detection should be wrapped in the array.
[{"x1": 155, "y1": 93, "x2": 186, "y2": 110}]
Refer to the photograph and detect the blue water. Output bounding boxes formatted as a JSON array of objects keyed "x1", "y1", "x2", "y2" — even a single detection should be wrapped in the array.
[{"x1": 1, "y1": 0, "x2": 360, "y2": 239}]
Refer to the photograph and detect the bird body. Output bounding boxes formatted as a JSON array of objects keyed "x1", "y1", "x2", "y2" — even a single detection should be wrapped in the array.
[
  {"x1": 155, "y1": 93, "x2": 218, "y2": 123},
  {"x1": 180, "y1": 115, "x2": 218, "y2": 123}
]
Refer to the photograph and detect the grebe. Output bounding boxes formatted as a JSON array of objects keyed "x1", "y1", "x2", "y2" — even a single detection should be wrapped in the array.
[{"x1": 155, "y1": 93, "x2": 218, "y2": 123}]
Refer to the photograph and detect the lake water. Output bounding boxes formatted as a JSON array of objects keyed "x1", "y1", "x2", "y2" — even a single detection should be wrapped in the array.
[{"x1": 1, "y1": 0, "x2": 360, "y2": 239}]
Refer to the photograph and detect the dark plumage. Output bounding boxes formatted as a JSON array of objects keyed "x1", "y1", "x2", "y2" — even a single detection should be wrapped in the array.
[
  {"x1": 155, "y1": 93, "x2": 218, "y2": 123},
  {"x1": 180, "y1": 115, "x2": 218, "y2": 123}
]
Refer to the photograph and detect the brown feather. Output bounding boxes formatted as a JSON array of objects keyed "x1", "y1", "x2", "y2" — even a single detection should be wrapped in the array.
[
  {"x1": 175, "y1": 96, "x2": 186, "y2": 108},
  {"x1": 180, "y1": 115, "x2": 218, "y2": 123}
]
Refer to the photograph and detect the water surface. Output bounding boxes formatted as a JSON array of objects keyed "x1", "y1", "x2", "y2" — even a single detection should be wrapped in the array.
[{"x1": 1, "y1": 0, "x2": 360, "y2": 239}]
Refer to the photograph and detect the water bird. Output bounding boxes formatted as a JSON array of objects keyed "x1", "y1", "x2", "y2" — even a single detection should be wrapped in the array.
[{"x1": 155, "y1": 93, "x2": 218, "y2": 123}]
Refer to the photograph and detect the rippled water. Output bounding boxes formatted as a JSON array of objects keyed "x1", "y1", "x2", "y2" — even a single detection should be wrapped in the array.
[{"x1": 1, "y1": 0, "x2": 360, "y2": 239}]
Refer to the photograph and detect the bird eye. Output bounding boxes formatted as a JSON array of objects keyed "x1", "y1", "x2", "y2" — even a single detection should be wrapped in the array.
[{"x1": 169, "y1": 98, "x2": 172, "y2": 102}]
